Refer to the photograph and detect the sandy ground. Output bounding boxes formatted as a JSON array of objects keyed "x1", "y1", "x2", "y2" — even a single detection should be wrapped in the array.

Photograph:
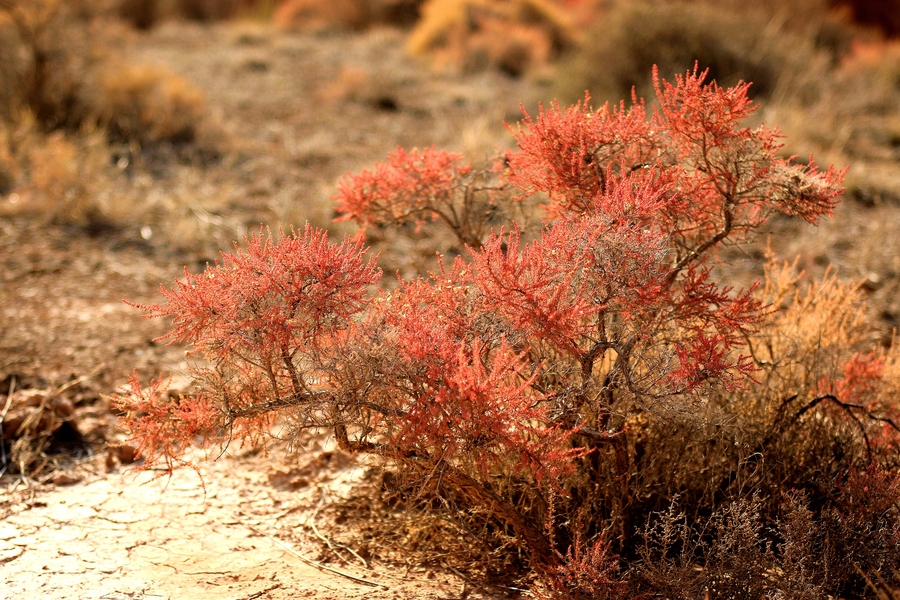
[{"x1": 0, "y1": 443, "x2": 504, "y2": 599}]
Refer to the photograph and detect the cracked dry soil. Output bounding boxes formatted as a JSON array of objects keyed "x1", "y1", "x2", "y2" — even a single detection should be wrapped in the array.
[{"x1": 0, "y1": 445, "x2": 483, "y2": 600}]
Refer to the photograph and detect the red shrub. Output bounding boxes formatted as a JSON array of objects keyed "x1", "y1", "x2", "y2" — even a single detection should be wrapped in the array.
[{"x1": 116, "y1": 68, "x2": 900, "y2": 594}]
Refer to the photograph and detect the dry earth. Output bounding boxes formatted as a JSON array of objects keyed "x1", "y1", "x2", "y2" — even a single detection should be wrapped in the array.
[
  {"x1": 2, "y1": 17, "x2": 900, "y2": 600},
  {"x1": 1, "y1": 442, "x2": 515, "y2": 599}
]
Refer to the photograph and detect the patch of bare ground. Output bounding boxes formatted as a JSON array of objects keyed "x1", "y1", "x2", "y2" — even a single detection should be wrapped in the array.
[{"x1": 1, "y1": 439, "x2": 518, "y2": 599}]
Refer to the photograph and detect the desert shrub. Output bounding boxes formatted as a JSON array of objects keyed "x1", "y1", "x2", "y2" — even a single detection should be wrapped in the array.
[
  {"x1": 554, "y1": 0, "x2": 835, "y2": 105},
  {"x1": 273, "y1": 0, "x2": 423, "y2": 31},
  {"x1": 406, "y1": 0, "x2": 579, "y2": 76},
  {"x1": 0, "y1": 0, "x2": 114, "y2": 130},
  {"x1": 0, "y1": 0, "x2": 217, "y2": 150},
  {"x1": 114, "y1": 68, "x2": 900, "y2": 595}
]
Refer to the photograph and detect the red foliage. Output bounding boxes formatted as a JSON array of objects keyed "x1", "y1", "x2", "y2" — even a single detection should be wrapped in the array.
[
  {"x1": 334, "y1": 146, "x2": 469, "y2": 231},
  {"x1": 116, "y1": 226, "x2": 380, "y2": 472},
  {"x1": 813, "y1": 352, "x2": 900, "y2": 458},
  {"x1": 118, "y1": 67, "x2": 870, "y2": 588},
  {"x1": 537, "y1": 531, "x2": 628, "y2": 600},
  {"x1": 333, "y1": 146, "x2": 503, "y2": 247},
  {"x1": 506, "y1": 67, "x2": 845, "y2": 263},
  {"x1": 389, "y1": 338, "x2": 584, "y2": 483},
  {"x1": 111, "y1": 371, "x2": 218, "y2": 475},
  {"x1": 138, "y1": 224, "x2": 380, "y2": 359},
  {"x1": 505, "y1": 93, "x2": 655, "y2": 217},
  {"x1": 831, "y1": 352, "x2": 885, "y2": 406}
]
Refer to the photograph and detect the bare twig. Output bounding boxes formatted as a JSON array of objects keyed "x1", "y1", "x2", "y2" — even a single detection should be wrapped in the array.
[
  {"x1": 241, "y1": 584, "x2": 283, "y2": 600},
  {"x1": 311, "y1": 489, "x2": 369, "y2": 569},
  {"x1": 0, "y1": 374, "x2": 15, "y2": 423}
]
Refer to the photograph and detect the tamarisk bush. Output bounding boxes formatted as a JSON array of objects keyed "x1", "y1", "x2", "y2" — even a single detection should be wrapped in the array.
[{"x1": 115, "y1": 68, "x2": 900, "y2": 596}]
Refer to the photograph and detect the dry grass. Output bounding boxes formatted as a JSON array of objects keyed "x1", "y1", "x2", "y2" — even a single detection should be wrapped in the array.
[{"x1": 407, "y1": 0, "x2": 579, "y2": 75}]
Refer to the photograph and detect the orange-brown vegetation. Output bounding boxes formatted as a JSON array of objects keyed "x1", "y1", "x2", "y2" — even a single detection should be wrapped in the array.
[{"x1": 407, "y1": 0, "x2": 580, "y2": 75}]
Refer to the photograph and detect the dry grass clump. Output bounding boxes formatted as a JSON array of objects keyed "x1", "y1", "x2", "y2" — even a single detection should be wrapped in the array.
[
  {"x1": 555, "y1": 0, "x2": 839, "y2": 105},
  {"x1": 406, "y1": 0, "x2": 580, "y2": 76},
  {"x1": 94, "y1": 61, "x2": 218, "y2": 155},
  {"x1": 273, "y1": 0, "x2": 423, "y2": 31},
  {"x1": 0, "y1": 377, "x2": 97, "y2": 481},
  {"x1": 619, "y1": 259, "x2": 900, "y2": 597},
  {"x1": 0, "y1": 0, "x2": 224, "y2": 228}
]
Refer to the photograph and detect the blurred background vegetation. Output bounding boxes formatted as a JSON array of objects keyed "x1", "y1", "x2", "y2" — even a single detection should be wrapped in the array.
[
  {"x1": 2, "y1": 0, "x2": 899, "y2": 332},
  {"x1": 2, "y1": 0, "x2": 898, "y2": 223},
  {"x1": 2, "y1": 0, "x2": 897, "y2": 313}
]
